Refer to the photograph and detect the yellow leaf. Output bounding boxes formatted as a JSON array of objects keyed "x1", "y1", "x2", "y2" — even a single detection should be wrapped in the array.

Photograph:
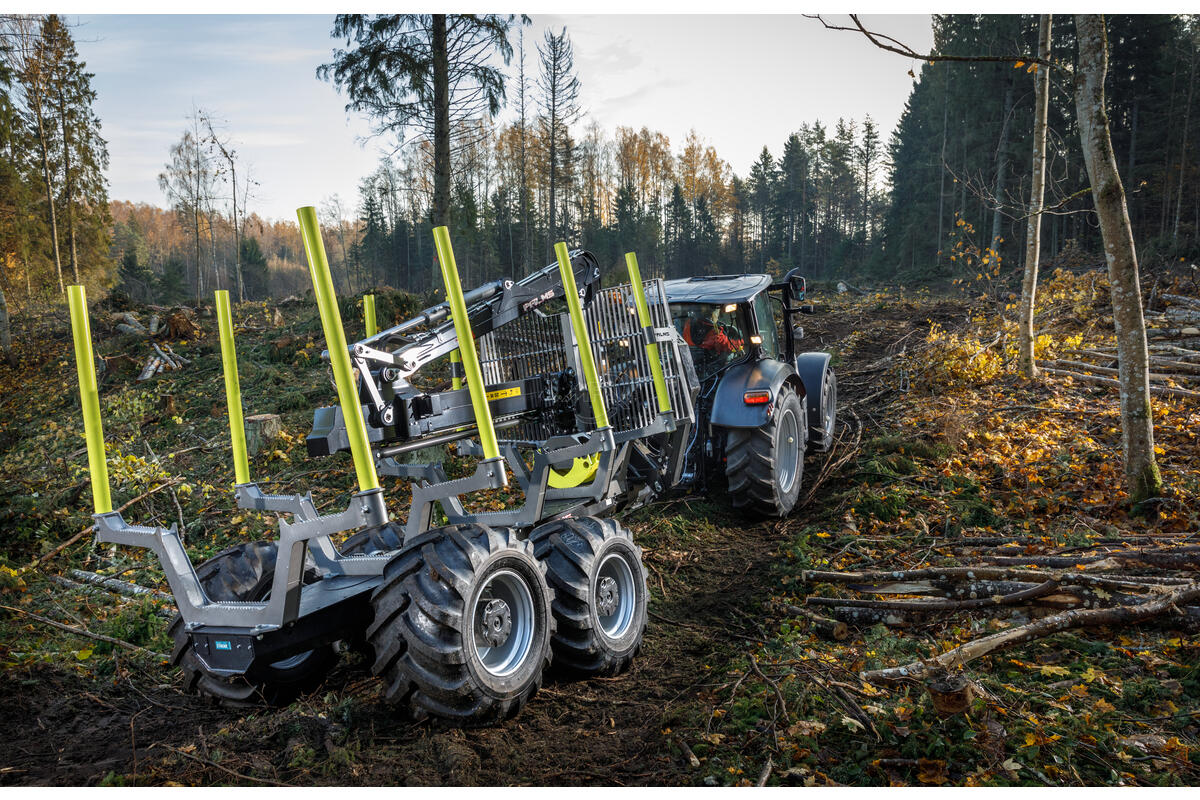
[
  {"x1": 1014, "y1": 61, "x2": 1026, "y2": 68},
  {"x1": 75, "y1": 647, "x2": 93, "y2": 660},
  {"x1": 1040, "y1": 665, "x2": 1070, "y2": 677}
]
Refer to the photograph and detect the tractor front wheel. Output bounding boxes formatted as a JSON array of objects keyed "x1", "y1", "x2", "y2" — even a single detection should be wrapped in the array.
[
  {"x1": 367, "y1": 523, "x2": 553, "y2": 726},
  {"x1": 724, "y1": 382, "x2": 808, "y2": 517},
  {"x1": 531, "y1": 515, "x2": 648, "y2": 677}
]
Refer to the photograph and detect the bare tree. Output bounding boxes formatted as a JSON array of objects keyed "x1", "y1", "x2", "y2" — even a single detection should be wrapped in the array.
[
  {"x1": 537, "y1": 27, "x2": 582, "y2": 251},
  {"x1": 1018, "y1": 15, "x2": 1053, "y2": 379},
  {"x1": 159, "y1": 108, "x2": 215, "y2": 298},
  {"x1": 1074, "y1": 14, "x2": 1162, "y2": 504},
  {"x1": 201, "y1": 110, "x2": 246, "y2": 301}
]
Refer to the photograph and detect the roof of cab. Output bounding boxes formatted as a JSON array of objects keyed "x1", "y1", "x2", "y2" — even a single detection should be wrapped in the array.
[{"x1": 662, "y1": 274, "x2": 773, "y2": 305}]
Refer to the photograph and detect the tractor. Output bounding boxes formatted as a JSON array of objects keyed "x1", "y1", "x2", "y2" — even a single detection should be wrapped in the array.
[{"x1": 664, "y1": 270, "x2": 837, "y2": 517}]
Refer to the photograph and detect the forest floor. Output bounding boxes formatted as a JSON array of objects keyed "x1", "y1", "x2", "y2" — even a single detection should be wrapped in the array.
[{"x1": 0, "y1": 270, "x2": 1197, "y2": 786}]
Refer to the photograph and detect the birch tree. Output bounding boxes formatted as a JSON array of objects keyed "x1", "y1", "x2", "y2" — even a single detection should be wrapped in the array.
[
  {"x1": 1074, "y1": 14, "x2": 1162, "y2": 504},
  {"x1": 1018, "y1": 15, "x2": 1052, "y2": 379}
]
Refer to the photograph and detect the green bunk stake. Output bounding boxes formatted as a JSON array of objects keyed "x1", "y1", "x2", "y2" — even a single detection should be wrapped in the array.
[
  {"x1": 67, "y1": 285, "x2": 112, "y2": 515},
  {"x1": 433, "y1": 226, "x2": 500, "y2": 460},
  {"x1": 215, "y1": 290, "x2": 251, "y2": 485},
  {"x1": 363, "y1": 293, "x2": 378, "y2": 338},
  {"x1": 297, "y1": 206, "x2": 381, "y2": 493},
  {"x1": 554, "y1": 242, "x2": 610, "y2": 431},
  {"x1": 624, "y1": 251, "x2": 672, "y2": 415}
]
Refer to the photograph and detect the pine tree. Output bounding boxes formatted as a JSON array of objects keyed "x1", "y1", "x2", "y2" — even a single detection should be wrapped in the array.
[{"x1": 537, "y1": 27, "x2": 582, "y2": 253}]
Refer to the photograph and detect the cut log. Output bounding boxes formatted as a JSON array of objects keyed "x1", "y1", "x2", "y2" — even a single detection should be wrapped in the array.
[
  {"x1": 136, "y1": 355, "x2": 161, "y2": 382},
  {"x1": 68, "y1": 569, "x2": 174, "y2": 602},
  {"x1": 1162, "y1": 293, "x2": 1200, "y2": 311},
  {"x1": 1165, "y1": 308, "x2": 1200, "y2": 325},
  {"x1": 245, "y1": 413, "x2": 282, "y2": 457},
  {"x1": 148, "y1": 314, "x2": 160, "y2": 335},
  {"x1": 783, "y1": 604, "x2": 849, "y2": 640}
]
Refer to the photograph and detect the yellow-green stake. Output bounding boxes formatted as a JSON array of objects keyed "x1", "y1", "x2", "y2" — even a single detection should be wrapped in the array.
[
  {"x1": 450, "y1": 349, "x2": 462, "y2": 390},
  {"x1": 215, "y1": 290, "x2": 251, "y2": 485},
  {"x1": 363, "y1": 294, "x2": 377, "y2": 338},
  {"x1": 433, "y1": 226, "x2": 500, "y2": 460},
  {"x1": 555, "y1": 242, "x2": 610, "y2": 430},
  {"x1": 66, "y1": 285, "x2": 112, "y2": 514},
  {"x1": 297, "y1": 206, "x2": 381, "y2": 492},
  {"x1": 625, "y1": 252, "x2": 672, "y2": 415}
]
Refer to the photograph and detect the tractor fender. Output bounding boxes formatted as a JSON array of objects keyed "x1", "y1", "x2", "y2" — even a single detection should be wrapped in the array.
[
  {"x1": 711, "y1": 358, "x2": 804, "y2": 429},
  {"x1": 795, "y1": 352, "x2": 833, "y2": 435}
]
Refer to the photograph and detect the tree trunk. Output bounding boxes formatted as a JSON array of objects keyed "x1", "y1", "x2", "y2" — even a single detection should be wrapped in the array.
[
  {"x1": 431, "y1": 14, "x2": 450, "y2": 228},
  {"x1": 57, "y1": 85, "x2": 80, "y2": 284},
  {"x1": 1019, "y1": 15, "x2": 1053, "y2": 379},
  {"x1": 1074, "y1": 14, "x2": 1163, "y2": 504},
  {"x1": 990, "y1": 77, "x2": 1015, "y2": 259},
  {"x1": 1172, "y1": 48, "x2": 1195, "y2": 245},
  {"x1": 0, "y1": 285, "x2": 14, "y2": 367},
  {"x1": 232, "y1": 163, "x2": 243, "y2": 301},
  {"x1": 937, "y1": 77, "x2": 948, "y2": 268},
  {"x1": 34, "y1": 99, "x2": 64, "y2": 293}
]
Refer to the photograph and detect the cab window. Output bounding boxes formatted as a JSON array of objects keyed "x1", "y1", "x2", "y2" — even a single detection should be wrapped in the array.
[
  {"x1": 752, "y1": 292, "x2": 781, "y2": 360},
  {"x1": 670, "y1": 302, "x2": 746, "y2": 381}
]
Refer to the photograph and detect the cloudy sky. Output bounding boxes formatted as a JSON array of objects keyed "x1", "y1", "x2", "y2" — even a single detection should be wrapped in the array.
[{"x1": 73, "y1": 14, "x2": 934, "y2": 222}]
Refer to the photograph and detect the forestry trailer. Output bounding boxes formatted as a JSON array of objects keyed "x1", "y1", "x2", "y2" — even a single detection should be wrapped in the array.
[{"x1": 65, "y1": 208, "x2": 835, "y2": 726}]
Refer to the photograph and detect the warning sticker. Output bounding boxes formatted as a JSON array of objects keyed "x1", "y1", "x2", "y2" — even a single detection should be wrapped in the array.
[{"x1": 486, "y1": 386, "x2": 521, "y2": 402}]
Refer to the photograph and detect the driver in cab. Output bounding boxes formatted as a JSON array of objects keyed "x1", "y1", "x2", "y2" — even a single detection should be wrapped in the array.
[{"x1": 683, "y1": 306, "x2": 744, "y2": 355}]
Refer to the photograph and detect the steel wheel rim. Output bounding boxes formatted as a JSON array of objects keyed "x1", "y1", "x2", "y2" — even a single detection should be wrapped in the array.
[
  {"x1": 596, "y1": 551, "x2": 636, "y2": 640},
  {"x1": 471, "y1": 568, "x2": 535, "y2": 678},
  {"x1": 822, "y1": 373, "x2": 837, "y2": 441},
  {"x1": 777, "y1": 406, "x2": 800, "y2": 494}
]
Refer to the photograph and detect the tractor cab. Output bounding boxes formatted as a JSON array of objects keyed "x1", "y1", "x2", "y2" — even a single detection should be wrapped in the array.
[{"x1": 663, "y1": 271, "x2": 836, "y2": 518}]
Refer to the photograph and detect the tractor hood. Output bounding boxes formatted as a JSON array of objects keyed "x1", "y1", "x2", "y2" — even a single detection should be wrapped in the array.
[{"x1": 662, "y1": 274, "x2": 772, "y2": 305}]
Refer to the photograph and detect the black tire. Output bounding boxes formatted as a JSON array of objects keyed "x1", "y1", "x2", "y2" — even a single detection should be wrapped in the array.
[
  {"x1": 367, "y1": 523, "x2": 554, "y2": 726},
  {"x1": 169, "y1": 541, "x2": 338, "y2": 706},
  {"x1": 530, "y1": 516, "x2": 648, "y2": 677},
  {"x1": 340, "y1": 522, "x2": 404, "y2": 556},
  {"x1": 724, "y1": 382, "x2": 808, "y2": 517},
  {"x1": 809, "y1": 367, "x2": 838, "y2": 452}
]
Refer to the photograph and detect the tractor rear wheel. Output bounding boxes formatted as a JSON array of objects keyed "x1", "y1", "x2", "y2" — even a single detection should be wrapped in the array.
[
  {"x1": 367, "y1": 523, "x2": 553, "y2": 726},
  {"x1": 810, "y1": 367, "x2": 838, "y2": 452},
  {"x1": 169, "y1": 541, "x2": 338, "y2": 706},
  {"x1": 530, "y1": 515, "x2": 648, "y2": 677},
  {"x1": 724, "y1": 382, "x2": 807, "y2": 517}
]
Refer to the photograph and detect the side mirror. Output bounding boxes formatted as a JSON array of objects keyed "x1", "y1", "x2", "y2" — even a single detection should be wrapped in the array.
[
  {"x1": 783, "y1": 268, "x2": 806, "y2": 301},
  {"x1": 792, "y1": 325, "x2": 805, "y2": 341},
  {"x1": 798, "y1": 304, "x2": 816, "y2": 315}
]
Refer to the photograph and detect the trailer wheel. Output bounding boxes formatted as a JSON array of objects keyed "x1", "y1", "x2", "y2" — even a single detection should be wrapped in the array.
[
  {"x1": 169, "y1": 541, "x2": 338, "y2": 706},
  {"x1": 724, "y1": 382, "x2": 807, "y2": 517},
  {"x1": 340, "y1": 523, "x2": 403, "y2": 555},
  {"x1": 530, "y1": 516, "x2": 648, "y2": 677},
  {"x1": 367, "y1": 523, "x2": 553, "y2": 726}
]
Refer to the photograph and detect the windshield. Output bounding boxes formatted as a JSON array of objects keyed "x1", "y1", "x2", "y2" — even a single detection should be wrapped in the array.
[{"x1": 670, "y1": 302, "x2": 747, "y2": 381}]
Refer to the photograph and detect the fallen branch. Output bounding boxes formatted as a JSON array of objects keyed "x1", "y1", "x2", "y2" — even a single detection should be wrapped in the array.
[
  {"x1": 1038, "y1": 358, "x2": 1197, "y2": 384},
  {"x1": 806, "y1": 579, "x2": 1060, "y2": 612},
  {"x1": 861, "y1": 582, "x2": 1200, "y2": 683},
  {"x1": 1162, "y1": 293, "x2": 1200, "y2": 311},
  {"x1": 802, "y1": 566, "x2": 1168, "y2": 594},
  {"x1": 1037, "y1": 366, "x2": 1200, "y2": 399},
  {"x1": 30, "y1": 479, "x2": 182, "y2": 569},
  {"x1": 0, "y1": 603, "x2": 167, "y2": 659}
]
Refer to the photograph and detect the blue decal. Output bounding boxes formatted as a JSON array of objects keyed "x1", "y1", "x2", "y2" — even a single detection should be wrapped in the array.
[{"x1": 215, "y1": 640, "x2": 232, "y2": 651}]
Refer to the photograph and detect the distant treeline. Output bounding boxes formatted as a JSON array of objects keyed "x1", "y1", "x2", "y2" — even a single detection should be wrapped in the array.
[{"x1": 880, "y1": 14, "x2": 1200, "y2": 280}]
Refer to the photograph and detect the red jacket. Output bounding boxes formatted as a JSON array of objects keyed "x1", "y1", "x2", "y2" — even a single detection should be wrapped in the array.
[{"x1": 683, "y1": 318, "x2": 742, "y2": 354}]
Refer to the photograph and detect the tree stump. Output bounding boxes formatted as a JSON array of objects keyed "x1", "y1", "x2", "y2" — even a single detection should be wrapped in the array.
[{"x1": 245, "y1": 413, "x2": 282, "y2": 457}]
